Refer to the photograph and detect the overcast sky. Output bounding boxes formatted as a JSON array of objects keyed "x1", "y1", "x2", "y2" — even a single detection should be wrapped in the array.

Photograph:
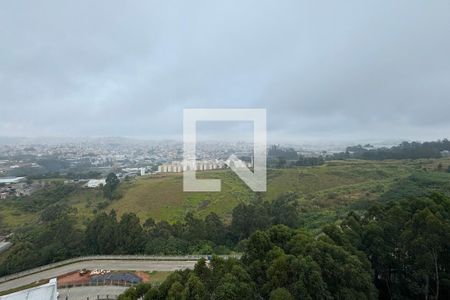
[{"x1": 1, "y1": 1, "x2": 449, "y2": 143}]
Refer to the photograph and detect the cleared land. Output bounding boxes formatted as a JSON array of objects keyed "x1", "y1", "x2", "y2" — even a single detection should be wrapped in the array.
[
  {"x1": 107, "y1": 159, "x2": 448, "y2": 224},
  {"x1": 1, "y1": 158, "x2": 450, "y2": 232}
]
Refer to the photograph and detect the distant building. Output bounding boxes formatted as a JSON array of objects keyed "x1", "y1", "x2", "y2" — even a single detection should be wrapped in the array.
[
  {"x1": 0, "y1": 278, "x2": 57, "y2": 300},
  {"x1": 157, "y1": 160, "x2": 228, "y2": 173},
  {"x1": 85, "y1": 179, "x2": 106, "y2": 188},
  {"x1": 0, "y1": 177, "x2": 25, "y2": 184},
  {"x1": 123, "y1": 168, "x2": 140, "y2": 174},
  {"x1": 0, "y1": 241, "x2": 12, "y2": 254}
]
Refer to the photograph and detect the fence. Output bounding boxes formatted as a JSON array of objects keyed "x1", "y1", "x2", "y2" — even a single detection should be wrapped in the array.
[
  {"x1": 0, "y1": 254, "x2": 241, "y2": 284},
  {"x1": 61, "y1": 294, "x2": 120, "y2": 300},
  {"x1": 59, "y1": 280, "x2": 138, "y2": 289}
]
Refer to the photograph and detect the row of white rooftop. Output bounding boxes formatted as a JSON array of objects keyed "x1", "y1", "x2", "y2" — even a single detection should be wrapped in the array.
[{"x1": 158, "y1": 160, "x2": 252, "y2": 173}]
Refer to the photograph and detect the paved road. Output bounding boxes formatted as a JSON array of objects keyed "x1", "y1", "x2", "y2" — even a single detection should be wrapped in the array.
[
  {"x1": 0, "y1": 260, "x2": 196, "y2": 292},
  {"x1": 58, "y1": 286, "x2": 128, "y2": 300}
]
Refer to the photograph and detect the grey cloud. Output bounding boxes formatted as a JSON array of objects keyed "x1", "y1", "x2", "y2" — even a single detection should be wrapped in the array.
[{"x1": 0, "y1": 0, "x2": 449, "y2": 142}]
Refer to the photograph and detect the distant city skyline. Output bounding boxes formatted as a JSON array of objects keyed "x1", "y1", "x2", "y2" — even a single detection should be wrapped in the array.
[{"x1": 0, "y1": 135, "x2": 434, "y2": 151}]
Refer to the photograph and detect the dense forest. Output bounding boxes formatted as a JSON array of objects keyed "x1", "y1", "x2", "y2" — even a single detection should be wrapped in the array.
[
  {"x1": 269, "y1": 140, "x2": 450, "y2": 168},
  {"x1": 0, "y1": 192, "x2": 302, "y2": 274},
  {"x1": 116, "y1": 192, "x2": 450, "y2": 300},
  {"x1": 115, "y1": 192, "x2": 450, "y2": 299},
  {"x1": 343, "y1": 140, "x2": 450, "y2": 160}
]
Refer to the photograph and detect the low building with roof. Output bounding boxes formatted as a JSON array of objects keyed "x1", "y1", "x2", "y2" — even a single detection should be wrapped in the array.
[
  {"x1": 0, "y1": 241, "x2": 12, "y2": 254},
  {"x1": 85, "y1": 179, "x2": 106, "y2": 188},
  {"x1": 0, "y1": 278, "x2": 57, "y2": 300},
  {"x1": 0, "y1": 177, "x2": 25, "y2": 184}
]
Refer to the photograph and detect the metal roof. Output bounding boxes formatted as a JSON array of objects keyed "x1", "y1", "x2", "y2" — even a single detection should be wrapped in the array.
[{"x1": 0, "y1": 278, "x2": 57, "y2": 300}]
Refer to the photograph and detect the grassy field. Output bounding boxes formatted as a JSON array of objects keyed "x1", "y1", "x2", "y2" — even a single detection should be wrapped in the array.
[
  {"x1": 1, "y1": 158, "x2": 450, "y2": 231},
  {"x1": 107, "y1": 171, "x2": 254, "y2": 223},
  {"x1": 106, "y1": 158, "x2": 450, "y2": 226},
  {"x1": 0, "y1": 205, "x2": 37, "y2": 230}
]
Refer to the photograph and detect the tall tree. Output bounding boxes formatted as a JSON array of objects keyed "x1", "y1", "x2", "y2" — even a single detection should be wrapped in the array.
[
  {"x1": 103, "y1": 172, "x2": 120, "y2": 200},
  {"x1": 117, "y1": 213, "x2": 145, "y2": 254}
]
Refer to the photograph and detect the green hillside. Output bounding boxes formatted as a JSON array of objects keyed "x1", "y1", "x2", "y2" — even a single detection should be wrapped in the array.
[
  {"x1": 1, "y1": 158, "x2": 449, "y2": 232},
  {"x1": 106, "y1": 158, "x2": 448, "y2": 226}
]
